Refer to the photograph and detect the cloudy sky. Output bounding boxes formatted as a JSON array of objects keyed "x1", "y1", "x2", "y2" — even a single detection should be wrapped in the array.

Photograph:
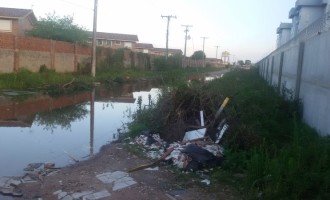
[{"x1": 1, "y1": 0, "x2": 297, "y2": 62}]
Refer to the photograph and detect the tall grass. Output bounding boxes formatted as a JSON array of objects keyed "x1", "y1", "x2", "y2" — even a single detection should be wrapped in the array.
[
  {"x1": 127, "y1": 68, "x2": 330, "y2": 199},
  {"x1": 210, "y1": 69, "x2": 330, "y2": 199}
]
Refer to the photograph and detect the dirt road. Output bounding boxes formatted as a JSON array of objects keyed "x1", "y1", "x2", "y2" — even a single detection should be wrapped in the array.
[{"x1": 7, "y1": 142, "x2": 240, "y2": 200}]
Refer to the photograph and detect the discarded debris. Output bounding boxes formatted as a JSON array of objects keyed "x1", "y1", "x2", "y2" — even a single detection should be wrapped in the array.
[
  {"x1": 53, "y1": 189, "x2": 110, "y2": 200},
  {"x1": 0, "y1": 177, "x2": 23, "y2": 197},
  {"x1": 201, "y1": 179, "x2": 211, "y2": 185},
  {"x1": 96, "y1": 171, "x2": 137, "y2": 191},
  {"x1": 129, "y1": 98, "x2": 231, "y2": 173}
]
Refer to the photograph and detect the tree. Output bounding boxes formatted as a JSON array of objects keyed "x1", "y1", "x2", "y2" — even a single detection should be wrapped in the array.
[
  {"x1": 245, "y1": 60, "x2": 252, "y2": 65},
  {"x1": 237, "y1": 60, "x2": 244, "y2": 66},
  {"x1": 26, "y1": 12, "x2": 88, "y2": 44},
  {"x1": 191, "y1": 50, "x2": 206, "y2": 60}
]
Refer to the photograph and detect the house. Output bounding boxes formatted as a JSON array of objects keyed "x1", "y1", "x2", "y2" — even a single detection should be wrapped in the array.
[
  {"x1": 277, "y1": 23, "x2": 292, "y2": 47},
  {"x1": 87, "y1": 32, "x2": 139, "y2": 49},
  {"x1": 0, "y1": 7, "x2": 37, "y2": 36},
  {"x1": 151, "y1": 48, "x2": 183, "y2": 56},
  {"x1": 134, "y1": 43, "x2": 154, "y2": 53},
  {"x1": 205, "y1": 58, "x2": 223, "y2": 67}
]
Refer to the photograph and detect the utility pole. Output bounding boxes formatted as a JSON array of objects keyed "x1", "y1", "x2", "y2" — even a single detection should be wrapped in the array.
[
  {"x1": 201, "y1": 37, "x2": 208, "y2": 67},
  {"x1": 91, "y1": 0, "x2": 98, "y2": 77},
  {"x1": 215, "y1": 45, "x2": 220, "y2": 66},
  {"x1": 182, "y1": 25, "x2": 192, "y2": 57},
  {"x1": 161, "y1": 15, "x2": 176, "y2": 60}
]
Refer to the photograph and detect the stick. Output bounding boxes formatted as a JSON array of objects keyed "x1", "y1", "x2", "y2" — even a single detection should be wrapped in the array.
[
  {"x1": 63, "y1": 150, "x2": 79, "y2": 163},
  {"x1": 214, "y1": 97, "x2": 230, "y2": 119},
  {"x1": 128, "y1": 146, "x2": 174, "y2": 172}
]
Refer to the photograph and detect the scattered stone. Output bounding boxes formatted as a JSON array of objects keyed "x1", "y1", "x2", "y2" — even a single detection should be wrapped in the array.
[
  {"x1": 24, "y1": 163, "x2": 43, "y2": 171},
  {"x1": 96, "y1": 171, "x2": 137, "y2": 191},
  {"x1": 81, "y1": 190, "x2": 111, "y2": 200},
  {"x1": 71, "y1": 191, "x2": 94, "y2": 199},
  {"x1": 113, "y1": 176, "x2": 137, "y2": 191},
  {"x1": 57, "y1": 191, "x2": 68, "y2": 199}
]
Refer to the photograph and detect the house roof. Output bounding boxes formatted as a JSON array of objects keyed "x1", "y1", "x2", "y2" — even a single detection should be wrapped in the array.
[
  {"x1": 152, "y1": 48, "x2": 183, "y2": 54},
  {"x1": 88, "y1": 31, "x2": 139, "y2": 42},
  {"x1": 0, "y1": 7, "x2": 36, "y2": 20},
  {"x1": 135, "y1": 43, "x2": 154, "y2": 49}
]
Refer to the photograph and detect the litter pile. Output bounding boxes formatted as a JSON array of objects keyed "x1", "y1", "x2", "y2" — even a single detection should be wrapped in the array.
[{"x1": 129, "y1": 97, "x2": 231, "y2": 172}]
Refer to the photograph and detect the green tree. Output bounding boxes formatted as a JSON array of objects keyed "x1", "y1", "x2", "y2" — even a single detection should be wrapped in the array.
[
  {"x1": 191, "y1": 50, "x2": 206, "y2": 60},
  {"x1": 26, "y1": 12, "x2": 88, "y2": 44}
]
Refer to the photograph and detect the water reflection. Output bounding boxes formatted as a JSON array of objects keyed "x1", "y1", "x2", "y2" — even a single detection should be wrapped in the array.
[{"x1": 0, "y1": 82, "x2": 160, "y2": 177}]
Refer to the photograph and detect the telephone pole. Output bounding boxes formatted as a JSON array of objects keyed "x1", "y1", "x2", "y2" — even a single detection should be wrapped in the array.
[
  {"x1": 161, "y1": 15, "x2": 176, "y2": 60},
  {"x1": 182, "y1": 25, "x2": 192, "y2": 57},
  {"x1": 91, "y1": 0, "x2": 98, "y2": 77},
  {"x1": 201, "y1": 37, "x2": 208, "y2": 67},
  {"x1": 215, "y1": 45, "x2": 220, "y2": 59},
  {"x1": 215, "y1": 45, "x2": 220, "y2": 65}
]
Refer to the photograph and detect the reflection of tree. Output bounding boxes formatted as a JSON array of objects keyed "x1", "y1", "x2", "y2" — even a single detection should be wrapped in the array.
[{"x1": 35, "y1": 103, "x2": 89, "y2": 132}]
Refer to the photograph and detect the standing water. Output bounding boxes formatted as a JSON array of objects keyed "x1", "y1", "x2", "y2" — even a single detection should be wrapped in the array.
[{"x1": 0, "y1": 82, "x2": 159, "y2": 177}]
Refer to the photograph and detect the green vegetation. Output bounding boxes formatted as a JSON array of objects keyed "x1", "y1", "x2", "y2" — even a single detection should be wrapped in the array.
[
  {"x1": 26, "y1": 12, "x2": 88, "y2": 44},
  {"x1": 128, "y1": 68, "x2": 330, "y2": 199},
  {"x1": 191, "y1": 50, "x2": 206, "y2": 60}
]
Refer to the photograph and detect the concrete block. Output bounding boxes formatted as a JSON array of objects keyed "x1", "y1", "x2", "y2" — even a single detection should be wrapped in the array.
[{"x1": 82, "y1": 190, "x2": 111, "y2": 200}]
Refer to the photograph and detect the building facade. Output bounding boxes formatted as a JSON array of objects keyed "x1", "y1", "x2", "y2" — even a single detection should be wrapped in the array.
[
  {"x1": 88, "y1": 32, "x2": 139, "y2": 50},
  {"x1": 0, "y1": 7, "x2": 36, "y2": 36},
  {"x1": 277, "y1": 0, "x2": 328, "y2": 47}
]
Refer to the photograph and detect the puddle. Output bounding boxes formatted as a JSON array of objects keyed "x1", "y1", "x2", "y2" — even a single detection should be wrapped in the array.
[{"x1": 0, "y1": 83, "x2": 160, "y2": 177}]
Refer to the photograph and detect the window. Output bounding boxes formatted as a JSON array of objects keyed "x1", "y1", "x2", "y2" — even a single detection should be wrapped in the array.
[
  {"x1": 0, "y1": 19, "x2": 12, "y2": 32},
  {"x1": 106, "y1": 40, "x2": 112, "y2": 45},
  {"x1": 97, "y1": 39, "x2": 103, "y2": 45},
  {"x1": 115, "y1": 41, "x2": 121, "y2": 45}
]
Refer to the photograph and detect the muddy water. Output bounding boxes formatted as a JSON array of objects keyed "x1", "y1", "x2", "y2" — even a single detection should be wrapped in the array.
[{"x1": 0, "y1": 82, "x2": 160, "y2": 177}]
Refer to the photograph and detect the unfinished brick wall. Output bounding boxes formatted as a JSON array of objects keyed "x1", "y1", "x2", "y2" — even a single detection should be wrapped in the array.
[{"x1": 0, "y1": 33, "x2": 91, "y2": 73}]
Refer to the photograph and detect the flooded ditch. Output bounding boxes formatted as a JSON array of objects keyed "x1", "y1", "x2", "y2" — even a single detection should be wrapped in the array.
[{"x1": 0, "y1": 82, "x2": 160, "y2": 178}]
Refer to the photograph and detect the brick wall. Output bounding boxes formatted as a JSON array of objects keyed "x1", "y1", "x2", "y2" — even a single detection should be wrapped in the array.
[
  {"x1": 0, "y1": 33, "x2": 91, "y2": 73},
  {"x1": 0, "y1": 33, "x2": 14, "y2": 49}
]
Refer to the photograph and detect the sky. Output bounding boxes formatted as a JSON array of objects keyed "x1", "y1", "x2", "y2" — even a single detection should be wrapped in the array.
[{"x1": 1, "y1": 0, "x2": 297, "y2": 62}]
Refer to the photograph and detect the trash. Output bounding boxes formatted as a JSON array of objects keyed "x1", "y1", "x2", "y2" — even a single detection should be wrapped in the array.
[
  {"x1": 201, "y1": 179, "x2": 211, "y2": 185},
  {"x1": 130, "y1": 97, "x2": 230, "y2": 172},
  {"x1": 182, "y1": 128, "x2": 206, "y2": 143},
  {"x1": 128, "y1": 146, "x2": 174, "y2": 172},
  {"x1": 215, "y1": 124, "x2": 229, "y2": 144},
  {"x1": 144, "y1": 167, "x2": 159, "y2": 171}
]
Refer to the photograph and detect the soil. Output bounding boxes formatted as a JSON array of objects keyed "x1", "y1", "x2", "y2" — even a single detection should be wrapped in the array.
[{"x1": 10, "y1": 142, "x2": 240, "y2": 200}]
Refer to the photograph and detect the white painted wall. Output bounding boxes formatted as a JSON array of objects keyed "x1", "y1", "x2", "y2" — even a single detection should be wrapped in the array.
[{"x1": 258, "y1": 28, "x2": 330, "y2": 136}]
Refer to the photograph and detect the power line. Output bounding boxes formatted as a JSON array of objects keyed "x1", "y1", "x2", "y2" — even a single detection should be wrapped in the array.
[
  {"x1": 182, "y1": 24, "x2": 192, "y2": 57},
  {"x1": 161, "y1": 15, "x2": 176, "y2": 60}
]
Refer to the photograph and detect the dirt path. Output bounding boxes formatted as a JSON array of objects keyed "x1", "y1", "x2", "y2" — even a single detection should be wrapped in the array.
[{"x1": 8, "y1": 142, "x2": 240, "y2": 200}]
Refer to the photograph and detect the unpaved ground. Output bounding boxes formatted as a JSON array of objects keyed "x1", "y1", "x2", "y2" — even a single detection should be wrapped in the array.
[{"x1": 9, "y1": 142, "x2": 240, "y2": 200}]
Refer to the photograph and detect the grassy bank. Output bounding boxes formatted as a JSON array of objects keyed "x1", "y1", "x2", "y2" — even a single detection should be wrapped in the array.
[
  {"x1": 0, "y1": 67, "x2": 221, "y2": 90},
  {"x1": 129, "y1": 68, "x2": 330, "y2": 199}
]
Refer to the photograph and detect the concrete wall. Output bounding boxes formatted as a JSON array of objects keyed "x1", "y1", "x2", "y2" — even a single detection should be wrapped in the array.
[
  {"x1": 0, "y1": 33, "x2": 91, "y2": 73},
  {"x1": 298, "y1": 7, "x2": 325, "y2": 32},
  {"x1": 258, "y1": 29, "x2": 330, "y2": 136}
]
